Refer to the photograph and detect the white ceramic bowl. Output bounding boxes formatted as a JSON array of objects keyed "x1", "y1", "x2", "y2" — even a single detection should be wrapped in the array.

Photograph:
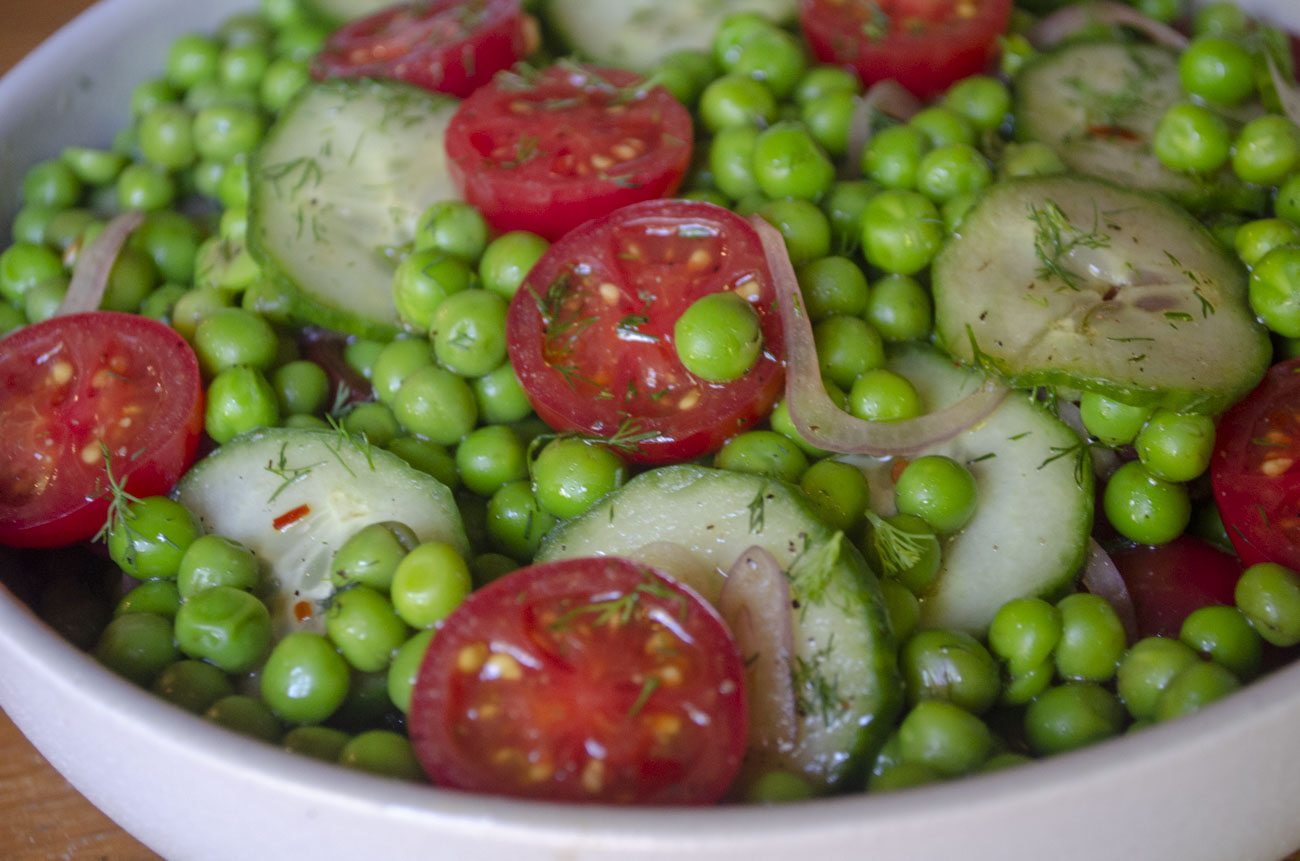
[{"x1": 5, "y1": 1, "x2": 1300, "y2": 859}]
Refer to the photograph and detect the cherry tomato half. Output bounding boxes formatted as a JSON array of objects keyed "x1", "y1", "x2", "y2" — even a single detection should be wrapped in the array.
[
  {"x1": 311, "y1": 0, "x2": 536, "y2": 98},
  {"x1": 506, "y1": 199, "x2": 785, "y2": 464},
  {"x1": 408, "y1": 556, "x2": 747, "y2": 804},
  {"x1": 798, "y1": 0, "x2": 1012, "y2": 100},
  {"x1": 1212, "y1": 356, "x2": 1300, "y2": 571},
  {"x1": 1112, "y1": 536, "x2": 1242, "y2": 639},
  {"x1": 444, "y1": 63, "x2": 693, "y2": 240},
  {"x1": 0, "y1": 312, "x2": 204, "y2": 548}
]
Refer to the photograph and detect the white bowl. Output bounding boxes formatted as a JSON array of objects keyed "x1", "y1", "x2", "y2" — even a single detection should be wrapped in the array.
[{"x1": 5, "y1": 1, "x2": 1300, "y2": 859}]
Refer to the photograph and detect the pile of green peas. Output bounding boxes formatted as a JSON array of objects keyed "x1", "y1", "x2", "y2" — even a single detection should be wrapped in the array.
[{"x1": 7, "y1": 0, "x2": 1300, "y2": 797}]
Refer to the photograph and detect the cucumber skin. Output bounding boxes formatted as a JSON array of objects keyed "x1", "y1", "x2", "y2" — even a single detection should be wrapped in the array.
[
  {"x1": 932, "y1": 175, "x2": 1271, "y2": 415},
  {"x1": 247, "y1": 79, "x2": 459, "y2": 341},
  {"x1": 537, "y1": 465, "x2": 902, "y2": 794}
]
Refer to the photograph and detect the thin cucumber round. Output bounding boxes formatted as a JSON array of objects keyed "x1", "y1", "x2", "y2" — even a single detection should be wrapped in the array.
[
  {"x1": 174, "y1": 427, "x2": 468, "y2": 639},
  {"x1": 537, "y1": 464, "x2": 901, "y2": 794},
  {"x1": 932, "y1": 174, "x2": 1270, "y2": 414},
  {"x1": 248, "y1": 79, "x2": 460, "y2": 339},
  {"x1": 844, "y1": 343, "x2": 1094, "y2": 635}
]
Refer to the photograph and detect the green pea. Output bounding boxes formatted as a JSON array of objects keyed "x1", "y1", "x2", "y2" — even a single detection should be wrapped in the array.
[
  {"x1": 997, "y1": 141, "x2": 1066, "y2": 180},
  {"x1": 329, "y1": 670, "x2": 398, "y2": 732},
  {"x1": 794, "y1": 65, "x2": 860, "y2": 105},
  {"x1": 131, "y1": 77, "x2": 180, "y2": 118},
  {"x1": 387, "y1": 437, "x2": 460, "y2": 490},
  {"x1": 205, "y1": 694, "x2": 282, "y2": 743},
  {"x1": 860, "y1": 189, "x2": 944, "y2": 276},
  {"x1": 387, "y1": 629, "x2": 435, "y2": 714},
  {"x1": 879, "y1": 577, "x2": 920, "y2": 641},
  {"x1": 987, "y1": 597, "x2": 1062, "y2": 675},
  {"x1": 138, "y1": 103, "x2": 198, "y2": 170},
  {"x1": 865, "y1": 273, "x2": 932, "y2": 342},
  {"x1": 193, "y1": 307, "x2": 279, "y2": 377},
  {"x1": 699, "y1": 74, "x2": 778, "y2": 132},
  {"x1": 174, "y1": 585, "x2": 271, "y2": 673},
  {"x1": 1193, "y1": 1, "x2": 1248, "y2": 37},
  {"x1": 1055, "y1": 592, "x2": 1128, "y2": 683},
  {"x1": 261, "y1": 631, "x2": 351, "y2": 725},
  {"x1": 205, "y1": 365, "x2": 281, "y2": 444},
  {"x1": 337, "y1": 729, "x2": 424, "y2": 781},
  {"x1": 1235, "y1": 562, "x2": 1300, "y2": 647},
  {"x1": 821, "y1": 179, "x2": 879, "y2": 255},
  {"x1": 756, "y1": 197, "x2": 831, "y2": 266},
  {"x1": 860, "y1": 513, "x2": 941, "y2": 597},
  {"x1": 21, "y1": 159, "x2": 81, "y2": 209},
  {"x1": 114, "y1": 579, "x2": 182, "y2": 619},
  {"x1": 800, "y1": 91, "x2": 856, "y2": 158},
  {"x1": 390, "y1": 543, "x2": 473, "y2": 629},
  {"x1": 943, "y1": 75, "x2": 1011, "y2": 132},
  {"x1": 897, "y1": 700, "x2": 993, "y2": 777},
  {"x1": 271, "y1": 359, "x2": 330, "y2": 416},
  {"x1": 116, "y1": 163, "x2": 177, "y2": 212},
  {"x1": 392, "y1": 364, "x2": 478, "y2": 445},
  {"x1": 1079, "y1": 392, "x2": 1153, "y2": 447},
  {"x1": 325, "y1": 585, "x2": 411, "y2": 672},
  {"x1": 999, "y1": 657, "x2": 1056, "y2": 707},
  {"x1": 132, "y1": 210, "x2": 202, "y2": 285},
  {"x1": 1154, "y1": 661, "x2": 1241, "y2": 721},
  {"x1": 478, "y1": 231, "x2": 548, "y2": 300},
  {"x1": 1179, "y1": 605, "x2": 1261, "y2": 680},
  {"x1": 107, "y1": 496, "x2": 200, "y2": 581},
  {"x1": 709, "y1": 126, "x2": 761, "y2": 201},
  {"x1": 742, "y1": 769, "x2": 817, "y2": 803},
  {"x1": 813, "y1": 314, "x2": 885, "y2": 390},
  {"x1": 799, "y1": 459, "x2": 870, "y2": 534},
  {"x1": 414, "y1": 200, "x2": 489, "y2": 262},
  {"x1": 282, "y1": 726, "x2": 351, "y2": 762},
  {"x1": 730, "y1": 27, "x2": 805, "y2": 101},
  {"x1": 0, "y1": 242, "x2": 63, "y2": 306},
  {"x1": 674, "y1": 291, "x2": 763, "y2": 382},
  {"x1": 61, "y1": 146, "x2": 127, "y2": 186},
  {"x1": 176, "y1": 534, "x2": 260, "y2": 600},
  {"x1": 219, "y1": 42, "x2": 271, "y2": 91},
  {"x1": 431, "y1": 288, "x2": 509, "y2": 378},
  {"x1": 1023, "y1": 682, "x2": 1126, "y2": 756},
  {"x1": 1152, "y1": 103, "x2": 1231, "y2": 173},
  {"x1": 1233, "y1": 115, "x2": 1300, "y2": 187},
  {"x1": 796, "y1": 256, "x2": 869, "y2": 321},
  {"x1": 893, "y1": 455, "x2": 978, "y2": 535},
  {"x1": 330, "y1": 521, "x2": 419, "y2": 591},
  {"x1": 1102, "y1": 461, "x2": 1191, "y2": 545},
  {"x1": 862, "y1": 125, "x2": 930, "y2": 190},
  {"x1": 151, "y1": 659, "x2": 235, "y2": 714},
  {"x1": 900, "y1": 629, "x2": 1001, "y2": 715},
  {"x1": 451, "y1": 425, "x2": 524, "y2": 497},
  {"x1": 915, "y1": 143, "x2": 992, "y2": 204},
  {"x1": 752, "y1": 121, "x2": 834, "y2": 201},
  {"x1": 94, "y1": 612, "x2": 181, "y2": 687},
  {"x1": 909, "y1": 106, "x2": 976, "y2": 148},
  {"x1": 473, "y1": 362, "x2": 533, "y2": 425},
  {"x1": 1116, "y1": 635, "x2": 1199, "y2": 721},
  {"x1": 260, "y1": 55, "x2": 310, "y2": 113},
  {"x1": 1133, "y1": 409, "x2": 1215, "y2": 483},
  {"x1": 371, "y1": 338, "x2": 433, "y2": 405},
  {"x1": 1235, "y1": 218, "x2": 1300, "y2": 268},
  {"x1": 166, "y1": 33, "x2": 221, "y2": 89},
  {"x1": 847, "y1": 369, "x2": 923, "y2": 422},
  {"x1": 22, "y1": 276, "x2": 67, "y2": 323},
  {"x1": 1179, "y1": 36, "x2": 1255, "y2": 104},
  {"x1": 193, "y1": 103, "x2": 266, "y2": 163},
  {"x1": 486, "y1": 481, "x2": 558, "y2": 561},
  {"x1": 341, "y1": 401, "x2": 401, "y2": 446},
  {"x1": 1249, "y1": 244, "x2": 1300, "y2": 337},
  {"x1": 714, "y1": 430, "x2": 809, "y2": 484}
]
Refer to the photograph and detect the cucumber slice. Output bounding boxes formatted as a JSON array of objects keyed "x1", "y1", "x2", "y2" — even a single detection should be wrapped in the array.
[
  {"x1": 248, "y1": 79, "x2": 459, "y2": 339},
  {"x1": 300, "y1": 0, "x2": 389, "y2": 26},
  {"x1": 174, "y1": 427, "x2": 469, "y2": 638},
  {"x1": 1013, "y1": 41, "x2": 1264, "y2": 213},
  {"x1": 844, "y1": 344, "x2": 1094, "y2": 635},
  {"x1": 536, "y1": 464, "x2": 901, "y2": 794},
  {"x1": 542, "y1": 0, "x2": 797, "y2": 71},
  {"x1": 932, "y1": 174, "x2": 1270, "y2": 414}
]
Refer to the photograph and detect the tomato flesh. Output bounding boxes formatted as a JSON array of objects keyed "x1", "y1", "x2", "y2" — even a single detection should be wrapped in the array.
[
  {"x1": 1112, "y1": 536, "x2": 1242, "y2": 639},
  {"x1": 444, "y1": 63, "x2": 693, "y2": 241},
  {"x1": 0, "y1": 312, "x2": 204, "y2": 548},
  {"x1": 311, "y1": 0, "x2": 535, "y2": 98},
  {"x1": 799, "y1": 0, "x2": 1012, "y2": 100},
  {"x1": 506, "y1": 199, "x2": 785, "y2": 464},
  {"x1": 1211, "y1": 357, "x2": 1300, "y2": 571},
  {"x1": 408, "y1": 556, "x2": 747, "y2": 804}
]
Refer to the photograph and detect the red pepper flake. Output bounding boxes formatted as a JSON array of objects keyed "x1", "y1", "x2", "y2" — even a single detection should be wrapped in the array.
[
  {"x1": 1087, "y1": 125, "x2": 1140, "y2": 142},
  {"x1": 890, "y1": 458, "x2": 911, "y2": 484},
  {"x1": 294, "y1": 601, "x2": 313, "y2": 623},
  {"x1": 273, "y1": 503, "x2": 311, "y2": 531}
]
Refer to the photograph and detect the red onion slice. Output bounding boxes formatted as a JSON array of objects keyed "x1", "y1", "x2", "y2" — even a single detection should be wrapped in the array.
[
  {"x1": 1081, "y1": 537, "x2": 1140, "y2": 644},
  {"x1": 1029, "y1": 1, "x2": 1189, "y2": 50},
  {"x1": 717, "y1": 545, "x2": 798, "y2": 755},
  {"x1": 750, "y1": 214, "x2": 1009, "y2": 456},
  {"x1": 844, "y1": 80, "x2": 923, "y2": 178},
  {"x1": 1267, "y1": 54, "x2": 1300, "y2": 128},
  {"x1": 56, "y1": 210, "x2": 145, "y2": 316}
]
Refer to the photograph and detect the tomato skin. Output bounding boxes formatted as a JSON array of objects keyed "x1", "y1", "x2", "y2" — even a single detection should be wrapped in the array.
[
  {"x1": 311, "y1": 0, "x2": 535, "y2": 98},
  {"x1": 1211, "y1": 357, "x2": 1300, "y2": 571},
  {"x1": 444, "y1": 64, "x2": 693, "y2": 241},
  {"x1": 408, "y1": 556, "x2": 747, "y2": 804},
  {"x1": 0, "y1": 312, "x2": 204, "y2": 549},
  {"x1": 798, "y1": 0, "x2": 1012, "y2": 100},
  {"x1": 1112, "y1": 536, "x2": 1242, "y2": 639},
  {"x1": 506, "y1": 199, "x2": 785, "y2": 464}
]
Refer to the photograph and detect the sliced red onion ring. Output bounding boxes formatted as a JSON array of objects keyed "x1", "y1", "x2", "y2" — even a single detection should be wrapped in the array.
[
  {"x1": 749, "y1": 214, "x2": 1009, "y2": 456},
  {"x1": 1081, "y1": 537, "x2": 1140, "y2": 644},
  {"x1": 844, "y1": 80, "x2": 923, "y2": 179},
  {"x1": 1029, "y1": 1, "x2": 1188, "y2": 50},
  {"x1": 1267, "y1": 54, "x2": 1300, "y2": 127},
  {"x1": 56, "y1": 210, "x2": 145, "y2": 316},
  {"x1": 717, "y1": 545, "x2": 798, "y2": 755}
]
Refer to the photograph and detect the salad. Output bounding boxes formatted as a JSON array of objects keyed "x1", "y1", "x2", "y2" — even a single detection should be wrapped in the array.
[{"x1": 3, "y1": 0, "x2": 1300, "y2": 812}]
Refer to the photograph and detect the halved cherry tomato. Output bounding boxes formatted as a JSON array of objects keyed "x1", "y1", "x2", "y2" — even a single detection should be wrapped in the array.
[
  {"x1": 798, "y1": 0, "x2": 1013, "y2": 100},
  {"x1": 505, "y1": 199, "x2": 785, "y2": 464},
  {"x1": 1112, "y1": 536, "x2": 1242, "y2": 639},
  {"x1": 1212, "y1": 356, "x2": 1300, "y2": 571},
  {"x1": 311, "y1": 0, "x2": 537, "y2": 98},
  {"x1": 443, "y1": 63, "x2": 693, "y2": 240},
  {"x1": 408, "y1": 556, "x2": 747, "y2": 804},
  {"x1": 0, "y1": 312, "x2": 204, "y2": 548}
]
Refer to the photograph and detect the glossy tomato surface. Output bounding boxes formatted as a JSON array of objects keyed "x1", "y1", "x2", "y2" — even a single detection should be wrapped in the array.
[
  {"x1": 1112, "y1": 536, "x2": 1242, "y2": 639},
  {"x1": 0, "y1": 312, "x2": 204, "y2": 548},
  {"x1": 311, "y1": 0, "x2": 535, "y2": 98},
  {"x1": 408, "y1": 556, "x2": 747, "y2": 804},
  {"x1": 799, "y1": 0, "x2": 1012, "y2": 100},
  {"x1": 1212, "y1": 357, "x2": 1300, "y2": 571},
  {"x1": 444, "y1": 63, "x2": 693, "y2": 240},
  {"x1": 506, "y1": 199, "x2": 785, "y2": 464}
]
